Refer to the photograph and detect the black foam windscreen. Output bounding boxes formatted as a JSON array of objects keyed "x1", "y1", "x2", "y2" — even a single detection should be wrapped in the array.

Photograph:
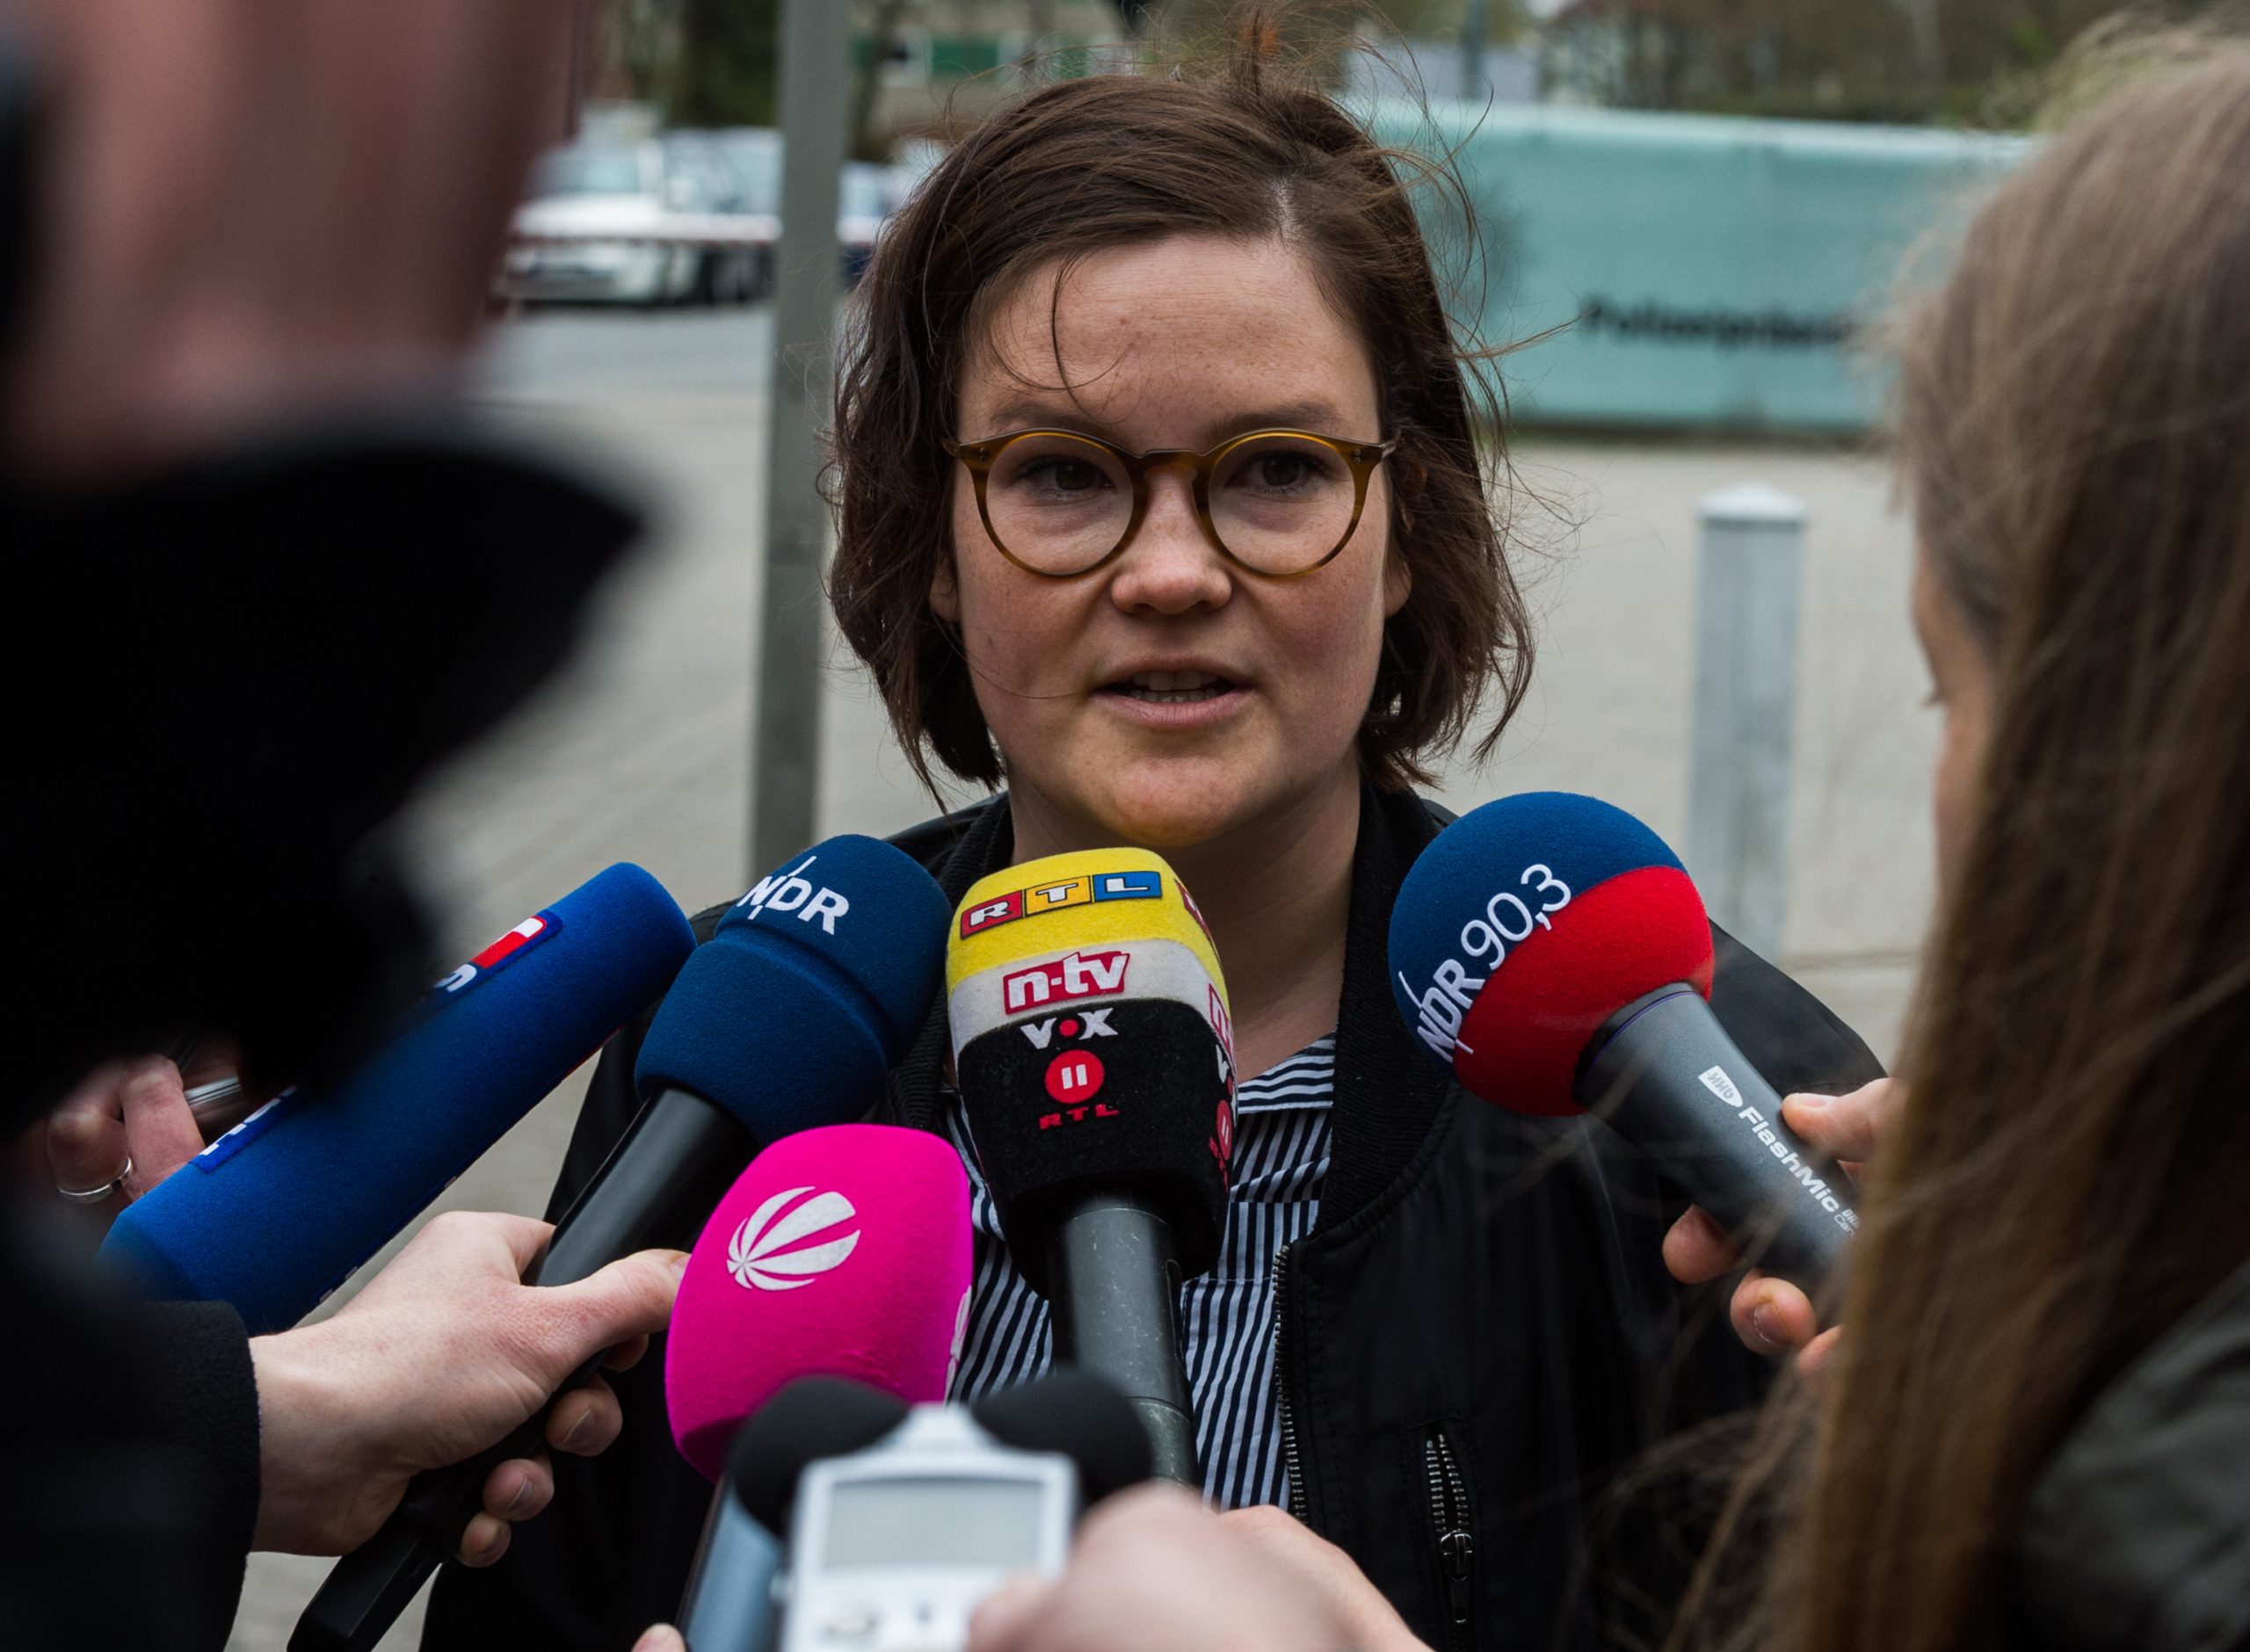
[
  {"x1": 970, "y1": 1372, "x2": 1154, "y2": 1505},
  {"x1": 955, "y1": 996, "x2": 1232, "y2": 1295},
  {"x1": 728, "y1": 1376, "x2": 912, "y2": 1535}
]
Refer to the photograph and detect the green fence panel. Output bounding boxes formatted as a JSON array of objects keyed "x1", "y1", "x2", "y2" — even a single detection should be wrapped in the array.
[{"x1": 1365, "y1": 102, "x2": 2029, "y2": 431}]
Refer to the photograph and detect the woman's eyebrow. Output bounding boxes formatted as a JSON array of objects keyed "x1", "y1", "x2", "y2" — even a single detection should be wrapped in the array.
[{"x1": 969, "y1": 399, "x2": 1354, "y2": 443}]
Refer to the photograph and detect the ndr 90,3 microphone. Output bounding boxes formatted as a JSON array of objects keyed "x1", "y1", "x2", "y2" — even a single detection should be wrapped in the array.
[
  {"x1": 947, "y1": 848, "x2": 1237, "y2": 1486},
  {"x1": 293, "y1": 835, "x2": 953, "y2": 1652},
  {"x1": 101, "y1": 863, "x2": 695, "y2": 1333},
  {"x1": 1389, "y1": 793, "x2": 1859, "y2": 1284}
]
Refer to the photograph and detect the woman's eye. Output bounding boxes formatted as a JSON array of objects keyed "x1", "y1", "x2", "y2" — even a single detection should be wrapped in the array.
[
  {"x1": 1236, "y1": 450, "x2": 1332, "y2": 491},
  {"x1": 1021, "y1": 458, "x2": 1107, "y2": 493}
]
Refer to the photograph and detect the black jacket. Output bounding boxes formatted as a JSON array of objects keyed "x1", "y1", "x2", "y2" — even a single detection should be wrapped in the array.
[
  {"x1": 426, "y1": 783, "x2": 1884, "y2": 1652},
  {"x1": 2011, "y1": 1257, "x2": 2250, "y2": 1652}
]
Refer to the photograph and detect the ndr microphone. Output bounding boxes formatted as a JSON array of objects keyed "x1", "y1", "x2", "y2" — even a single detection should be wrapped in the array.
[
  {"x1": 1389, "y1": 793, "x2": 1858, "y2": 1284},
  {"x1": 948, "y1": 849, "x2": 1236, "y2": 1485},
  {"x1": 293, "y1": 836, "x2": 952, "y2": 1652},
  {"x1": 101, "y1": 863, "x2": 694, "y2": 1333}
]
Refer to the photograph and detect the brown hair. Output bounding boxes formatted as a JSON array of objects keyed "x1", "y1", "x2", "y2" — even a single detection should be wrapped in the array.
[
  {"x1": 1693, "y1": 43, "x2": 2250, "y2": 1652},
  {"x1": 826, "y1": 26, "x2": 1531, "y2": 799}
]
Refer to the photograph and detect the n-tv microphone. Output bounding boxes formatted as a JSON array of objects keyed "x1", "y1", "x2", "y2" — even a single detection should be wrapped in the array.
[
  {"x1": 1389, "y1": 792, "x2": 1859, "y2": 1284},
  {"x1": 947, "y1": 849, "x2": 1237, "y2": 1486},
  {"x1": 293, "y1": 836, "x2": 952, "y2": 1652},
  {"x1": 100, "y1": 863, "x2": 694, "y2": 1332},
  {"x1": 667, "y1": 1126, "x2": 971, "y2": 1649}
]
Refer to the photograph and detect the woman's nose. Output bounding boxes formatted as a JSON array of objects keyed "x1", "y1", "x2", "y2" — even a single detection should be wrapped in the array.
[{"x1": 1107, "y1": 467, "x2": 1232, "y2": 615}]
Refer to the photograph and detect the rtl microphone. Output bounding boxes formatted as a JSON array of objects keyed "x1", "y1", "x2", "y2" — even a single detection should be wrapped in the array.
[
  {"x1": 100, "y1": 863, "x2": 694, "y2": 1332},
  {"x1": 293, "y1": 836, "x2": 952, "y2": 1652},
  {"x1": 947, "y1": 849, "x2": 1237, "y2": 1485},
  {"x1": 1389, "y1": 792, "x2": 1859, "y2": 1283}
]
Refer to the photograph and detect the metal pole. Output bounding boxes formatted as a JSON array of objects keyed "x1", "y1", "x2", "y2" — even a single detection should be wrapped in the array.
[
  {"x1": 751, "y1": 0, "x2": 848, "y2": 876},
  {"x1": 1459, "y1": 0, "x2": 1488, "y2": 99},
  {"x1": 1687, "y1": 482, "x2": 1805, "y2": 961}
]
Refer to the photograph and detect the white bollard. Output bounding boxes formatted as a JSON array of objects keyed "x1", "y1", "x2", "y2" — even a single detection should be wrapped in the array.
[{"x1": 1688, "y1": 482, "x2": 1806, "y2": 962}]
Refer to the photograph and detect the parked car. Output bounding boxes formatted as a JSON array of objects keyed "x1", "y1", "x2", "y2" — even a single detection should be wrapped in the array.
[
  {"x1": 662, "y1": 132, "x2": 769, "y2": 304},
  {"x1": 675, "y1": 130, "x2": 907, "y2": 286},
  {"x1": 500, "y1": 141, "x2": 703, "y2": 307}
]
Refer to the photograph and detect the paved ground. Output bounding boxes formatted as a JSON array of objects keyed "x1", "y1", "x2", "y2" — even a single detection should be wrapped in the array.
[{"x1": 229, "y1": 305, "x2": 1932, "y2": 1649}]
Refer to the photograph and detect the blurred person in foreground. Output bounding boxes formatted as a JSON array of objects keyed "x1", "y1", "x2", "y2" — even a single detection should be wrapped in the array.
[
  {"x1": 427, "y1": 15, "x2": 1880, "y2": 1652},
  {"x1": 0, "y1": 3, "x2": 687, "y2": 1646},
  {"x1": 899, "y1": 37, "x2": 2250, "y2": 1652}
]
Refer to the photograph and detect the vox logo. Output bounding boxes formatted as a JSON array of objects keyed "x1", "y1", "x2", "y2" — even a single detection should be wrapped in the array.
[
  {"x1": 1019, "y1": 1008, "x2": 1117, "y2": 1049},
  {"x1": 1002, "y1": 948, "x2": 1129, "y2": 1014}
]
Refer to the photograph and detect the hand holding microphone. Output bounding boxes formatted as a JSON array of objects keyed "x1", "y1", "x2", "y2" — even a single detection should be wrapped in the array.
[
  {"x1": 1390, "y1": 793, "x2": 1863, "y2": 1296},
  {"x1": 244, "y1": 1209, "x2": 683, "y2": 1561},
  {"x1": 1664, "y1": 1076, "x2": 1896, "y2": 1369},
  {"x1": 294, "y1": 836, "x2": 952, "y2": 1652}
]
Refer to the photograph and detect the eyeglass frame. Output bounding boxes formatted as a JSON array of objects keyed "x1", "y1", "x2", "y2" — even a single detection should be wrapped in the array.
[{"x1": 941, "y1": 426, "x2": 1399, "y2": 580}]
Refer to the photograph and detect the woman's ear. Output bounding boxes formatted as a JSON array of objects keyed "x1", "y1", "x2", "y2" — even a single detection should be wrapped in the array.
[
  {"x1": 1383, "y1": 547, "x2": 1412, "y2": 619},
  {"x1": 931, "y1": 555, "x2": 961, "y2": 625}
]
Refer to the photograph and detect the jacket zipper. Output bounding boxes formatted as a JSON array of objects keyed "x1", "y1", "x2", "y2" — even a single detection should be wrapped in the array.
[
  {"x1": 1271, "y1": 1242, "x2": 1308, "y2": 1521},
  {"x1": 1423, "y1": 1427, "x2": 1476, "y2": 1648}
]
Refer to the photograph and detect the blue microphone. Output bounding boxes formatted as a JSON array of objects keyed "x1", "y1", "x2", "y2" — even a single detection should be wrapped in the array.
[
  {"x1": 100, "y1": 863, "x2": 693, "y2": 1334},
  {"x1": 293, "y1": 833, "x2": 954, "y2": 1652}
]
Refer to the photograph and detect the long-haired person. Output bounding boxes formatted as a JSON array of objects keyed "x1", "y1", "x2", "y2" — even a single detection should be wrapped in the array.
[
  {"x1": 884, "y1": 40, "x2": 2250, "y2": 1652},
  {"x1": 1717, "y1": 44, "x2": 2250, "y2": 1652},
  {"x1": 425, "y1": 26, "x2": 1879, "y2": 1652}
]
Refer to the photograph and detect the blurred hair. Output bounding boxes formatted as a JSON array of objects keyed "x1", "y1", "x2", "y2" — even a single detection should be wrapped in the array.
[
  {"x1": 825, "y1": 9, "x2": 1531, "y2": 800},
  {"x1": 1680, "y1": 40, "x2": 2250, "y2": 1652}
]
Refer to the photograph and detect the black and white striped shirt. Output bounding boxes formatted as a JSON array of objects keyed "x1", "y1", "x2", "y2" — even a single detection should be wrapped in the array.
[{"x1": 940, "y1": 1033, "x2": 1336, "y2": 1510}]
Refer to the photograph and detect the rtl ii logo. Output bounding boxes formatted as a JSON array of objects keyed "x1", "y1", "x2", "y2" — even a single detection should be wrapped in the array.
[
  {"x1": 1038, "y1": 1047, "x2": 1116, "y2": 1131},
  {"x1": 1002, "y1": 948, "x2": 1129, "y2": 1015}
]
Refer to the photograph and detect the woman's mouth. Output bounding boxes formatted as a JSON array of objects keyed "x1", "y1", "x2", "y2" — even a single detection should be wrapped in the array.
[{"x1": 1105, "y1": 669, "x2": 1240, "y2": 704}]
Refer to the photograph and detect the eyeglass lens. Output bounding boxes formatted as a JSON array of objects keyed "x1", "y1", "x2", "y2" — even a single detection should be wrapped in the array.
[{"x1": 980, "y1": 431, "x2": 1364, "y2": 575}]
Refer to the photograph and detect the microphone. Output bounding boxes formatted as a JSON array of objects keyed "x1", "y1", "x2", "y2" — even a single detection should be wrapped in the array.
[
  {"x1": 665, "y1": 1122, "x2": 975, "y2": 1482},
  {"x1": 947, "y1": 850, "x2": 1237, "y2": 1486},
  {"x1": 679, "y1": 1378, "x2": 915, "y2": 1652},
  {"x1": 668, "y1": 1123, "x2": 970, "y2": 1648},
  {"x1": 683, "y1": 1371, "x2": 1150, "y2": 1652},
  {"x1": 99, "y1": 863, "x2": 694, "y2": 1333},
  {"x1": 1389, "y1": 792, "x2": 1859, "y2": 1284},
  {"x1": 292, "y1": 835, "x2": 952, "y2": 1652}
]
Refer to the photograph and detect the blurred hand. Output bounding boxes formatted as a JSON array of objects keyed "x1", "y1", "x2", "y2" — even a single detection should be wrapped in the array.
[
  {"x1": 41, "y1": 1045, "x2": 252, "y2": 1227},
  {"x1": 2, "y1": 0, "x2": 584, "y2": 482},
  {"x1": 969, "y1": 1485, "x2": 1419, "y2": 1652},
  {"x1": 1220, "y1": 1505, "x2": 1429, "y2": 1652},
  {"x1": 248, "y1": 1208, "x2": 684, "y2": 1563},
  {"x1": 632, "y1": 1630, "x2": 686, "y2": 1652},
  {"x1": 1662, "y1": 1076, "x2": 1897, "y2": 1377}
]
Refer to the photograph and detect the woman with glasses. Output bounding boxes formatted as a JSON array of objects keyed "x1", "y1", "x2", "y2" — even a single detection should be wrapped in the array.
[{"x1": 425, "y1": 36, "x2": 1880, "y2": 1652}]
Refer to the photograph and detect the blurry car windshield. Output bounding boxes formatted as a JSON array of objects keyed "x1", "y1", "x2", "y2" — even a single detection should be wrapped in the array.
[
  {"x1": 537, "y1": 148, "x2": 649, "y2": 198},
  {"x1": 839, "y1": 165, "x2": 891, "y2": 217}
]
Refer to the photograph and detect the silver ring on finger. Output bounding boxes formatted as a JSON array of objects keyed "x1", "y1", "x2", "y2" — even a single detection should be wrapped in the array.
[{"x1": 56, "y1": 1155, "x2": 134, "y2": 1205}]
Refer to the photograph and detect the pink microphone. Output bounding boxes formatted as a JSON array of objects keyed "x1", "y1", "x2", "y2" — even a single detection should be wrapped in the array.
[{"x1": 664, "y1": 1123, "x2": 975, "y2": 1481}]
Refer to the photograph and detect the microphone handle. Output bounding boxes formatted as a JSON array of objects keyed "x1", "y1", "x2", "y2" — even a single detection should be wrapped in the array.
[
  {"x1": 1579, "y1": 984, "x2": 1858, "y2": 1286},
  {"x1": 290, "y1": 1088, "x2": 751, "y2": 1652},
  {"x1": 1042, "y1": 1191, "x2": 1201, "y2": 1488},
  {"x1": 678, "y1": 1481, "x2": 785, "y2": 1652}
]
